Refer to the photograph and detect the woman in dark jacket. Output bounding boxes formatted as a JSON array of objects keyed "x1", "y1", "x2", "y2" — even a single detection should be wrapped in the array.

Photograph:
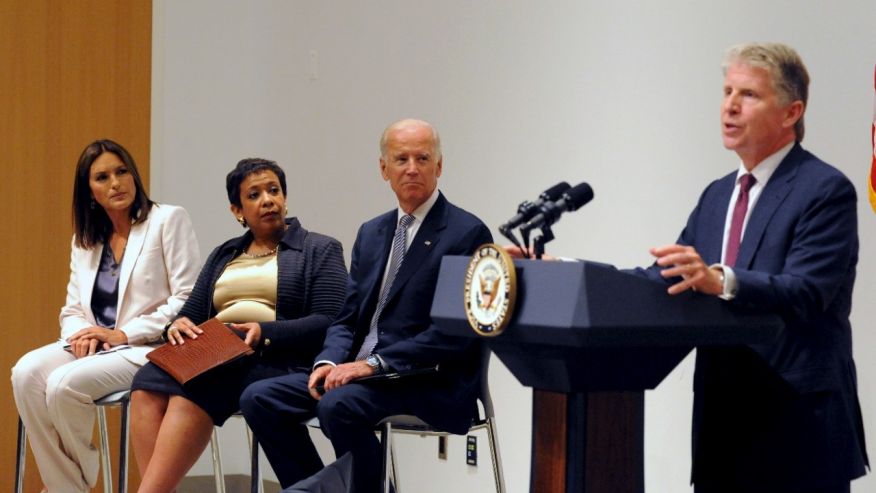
[{"x1": 130, "y1": 158, "x2": 348, "y2": 493}]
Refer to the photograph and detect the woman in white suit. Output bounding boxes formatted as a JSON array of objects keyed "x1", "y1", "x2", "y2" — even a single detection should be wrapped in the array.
[{"x1": 11, "y1": 139, "x2": 200, "y2": 493}]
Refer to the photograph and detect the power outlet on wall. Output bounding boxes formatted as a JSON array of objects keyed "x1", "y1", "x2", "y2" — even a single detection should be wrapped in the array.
[{"x1": 466, "y1": 435, "x2": 477, "y2": 466}]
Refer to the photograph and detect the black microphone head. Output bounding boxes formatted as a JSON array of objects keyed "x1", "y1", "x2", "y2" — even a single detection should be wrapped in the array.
[
  {"x1": 561, "y1": 182, "x2": 594, "y2": 212},
  {"x1": 539, "y1": 181, "x2": 571, "y2": 202}
]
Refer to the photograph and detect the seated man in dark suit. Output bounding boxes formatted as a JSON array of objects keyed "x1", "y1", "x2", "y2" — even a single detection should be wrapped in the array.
[
  {"x1": 638, "y1": 43, "x2": 868, "y2": 493},
  {"x1": 241, "y1": 118, "x2": 493, "y2": 492}
]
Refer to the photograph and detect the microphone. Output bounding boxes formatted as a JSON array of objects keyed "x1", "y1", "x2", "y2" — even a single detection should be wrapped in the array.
[
  {"x1": 521, "y1": 182, "x2": 594, "y2": 233},
  {"x1": 499, "y1": 182, "x2": 571, "y2": 235}
]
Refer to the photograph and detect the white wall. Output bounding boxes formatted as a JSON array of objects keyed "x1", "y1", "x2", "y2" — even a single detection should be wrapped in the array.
[{"x1": 151, "y1": 1, "x2": 876, "y2": 491}]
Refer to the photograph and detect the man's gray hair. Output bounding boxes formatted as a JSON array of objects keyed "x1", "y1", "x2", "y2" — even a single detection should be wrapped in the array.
[{"x1": 723, "y1": 42, "x2": 810, "y2": 141}]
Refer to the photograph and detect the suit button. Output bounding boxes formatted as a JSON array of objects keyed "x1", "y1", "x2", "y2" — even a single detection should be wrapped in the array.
[{"x1": 263, "y1": 338, "x2": 271, "y2": 346}]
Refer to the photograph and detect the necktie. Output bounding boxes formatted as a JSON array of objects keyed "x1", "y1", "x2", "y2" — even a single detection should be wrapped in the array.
[
  {"x1": 356, "y1": 214, "x2": 415, "y2": 360},
  {"x1": 724, "y1": 173, "x2": 756, "y2": 267}
]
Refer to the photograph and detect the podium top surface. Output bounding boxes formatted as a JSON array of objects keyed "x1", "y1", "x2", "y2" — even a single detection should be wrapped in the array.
[{"x1": 432, "y1": 255, "x2": 783, "y2": 348}]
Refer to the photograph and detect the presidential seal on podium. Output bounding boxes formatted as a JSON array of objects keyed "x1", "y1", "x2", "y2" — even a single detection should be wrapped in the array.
[{"x1": 463, "y1": 243, "x2": 517, "y2": 336}]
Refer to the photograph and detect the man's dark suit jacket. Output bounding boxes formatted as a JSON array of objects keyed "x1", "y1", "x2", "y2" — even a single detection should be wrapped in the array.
[
  {"x1": 638, "y1": 144, "x2": 868, "y2": 491},
  {"x1": 317, "y1": 191, "x2": 493, "y2": 434}
]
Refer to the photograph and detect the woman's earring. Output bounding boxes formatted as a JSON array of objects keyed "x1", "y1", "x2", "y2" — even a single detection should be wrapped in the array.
[
  {"x1": 90, "y1": 199, "x2": 95, "y2": 210},
  {"x1": 237, "y1": 216, "x2": 247, "y2": 228},
  {"x1": 284, "y1": 206, "x2": 288, "y2": 216}
]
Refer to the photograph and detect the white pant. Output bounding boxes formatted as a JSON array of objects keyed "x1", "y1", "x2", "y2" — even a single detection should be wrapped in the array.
[{"x1": 11, "y1": 343, "x2": 140, "y2": 493}]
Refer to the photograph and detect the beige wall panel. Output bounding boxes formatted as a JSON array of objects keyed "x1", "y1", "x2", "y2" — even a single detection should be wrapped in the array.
[{"x1": 0, "y1": 1, "x2": 151, "y2": 491}]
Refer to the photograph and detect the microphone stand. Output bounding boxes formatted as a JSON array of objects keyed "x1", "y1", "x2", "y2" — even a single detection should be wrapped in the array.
[
  {"x1": 499, "y1": 225, "x2": 523, "y2": 252},
  {"x1": 531, "y1": 225, "x2": 555, "y2": 260},
  {"x1": 521, "y1": 227, "x2": 532, "y2": 259}
]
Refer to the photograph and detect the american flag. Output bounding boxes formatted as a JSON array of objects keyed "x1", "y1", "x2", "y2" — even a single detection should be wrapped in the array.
[{"x1": 870, "y1": 64, "x2": 876, "y2": 213}]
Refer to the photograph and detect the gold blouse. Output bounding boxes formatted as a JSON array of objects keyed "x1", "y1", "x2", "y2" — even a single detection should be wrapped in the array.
[{"x1": 212, "y1": 253, "x2": 278, "y2": 323}]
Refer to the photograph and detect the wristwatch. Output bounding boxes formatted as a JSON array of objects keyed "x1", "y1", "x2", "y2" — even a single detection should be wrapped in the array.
[{"x1": 365, "y1": 354, "x2": 383, "y2": 374}]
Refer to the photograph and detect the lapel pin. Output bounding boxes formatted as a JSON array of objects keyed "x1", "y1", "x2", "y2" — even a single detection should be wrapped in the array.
[{"x1": 424, "y1": 240, "x2": 432, "y2": 246}]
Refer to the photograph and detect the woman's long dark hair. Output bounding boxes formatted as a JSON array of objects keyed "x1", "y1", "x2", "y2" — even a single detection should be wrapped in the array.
[{"x1": 72, "y1": 139, "x2": 153, "y2": 249}]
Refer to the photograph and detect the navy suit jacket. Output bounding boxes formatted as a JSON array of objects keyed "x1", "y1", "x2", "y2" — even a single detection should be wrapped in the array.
[
  {"x1": 316, "y1": 192, "x2": 493, "y2": 433},
  {"x1": 639, "y1": 144, "x2": 868, "y2": 490}
]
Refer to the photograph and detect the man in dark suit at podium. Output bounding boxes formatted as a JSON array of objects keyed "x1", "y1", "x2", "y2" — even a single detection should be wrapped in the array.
[
  {"x1": 240, "y1": 119, "x2": 492, "y2": 491},
  {"x1": 640, "y1": 43, "x2": 868, "y2": 492}
]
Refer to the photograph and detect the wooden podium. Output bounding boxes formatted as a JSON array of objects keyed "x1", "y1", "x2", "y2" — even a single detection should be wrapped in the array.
[{"x1": 431, "y1": 256, "x2": 783, "y2": 493}]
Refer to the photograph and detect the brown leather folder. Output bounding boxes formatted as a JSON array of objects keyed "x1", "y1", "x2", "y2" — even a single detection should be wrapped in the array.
[{"x1": 146, "y1": 318, "x2": 254, "y2": 384}]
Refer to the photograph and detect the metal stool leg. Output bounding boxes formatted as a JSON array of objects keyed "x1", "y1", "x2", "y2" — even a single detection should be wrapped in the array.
[
  {"x1": 485, "y1": 418, "x2": 505, "y2": 493},
  {"x1": 210, "y1": 428, "x2": 226, "y2": 493},
  {"x1": 97, "y1": 406, "x2": 113, "y2": 493},
  {"x1": 390, "y1": 434, "x2": 400, "y2": 493},
  {"x1": 15, "y1": 418, "x2": 26, "y2": 493},
  {"x1": 245, "y1": 425, "x2": 263, "y2": 493},
  {"x1": 118, "y1": 400, "x2": 130, "y2": 493},
  {"x1": 380, "y1": 422, "x2": 393, "y2": 493}
]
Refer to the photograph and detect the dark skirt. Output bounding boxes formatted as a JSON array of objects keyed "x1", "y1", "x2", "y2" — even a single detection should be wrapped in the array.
[{"x1": 132, "y1": 355, "x2": 295, "y2": 425}]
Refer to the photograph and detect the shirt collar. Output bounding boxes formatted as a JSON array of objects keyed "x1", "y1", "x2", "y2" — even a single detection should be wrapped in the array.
[
  {"x1": 397, "y1": 188, "x2": 439, "y2": 225},
  {"x1": 736, "y1": 141, "x2": 794, "y2": 186}
]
